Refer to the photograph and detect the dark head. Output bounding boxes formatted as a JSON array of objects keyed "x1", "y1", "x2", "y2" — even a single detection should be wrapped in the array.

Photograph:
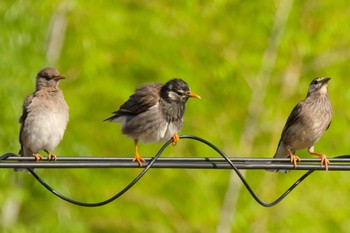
[
  {"x1": 36, "y1": 67, "x2": 65, "y2": 90},
  {"x1": 160, "y1": 78, "x2": 201, "y2": 103},
  {"x1": 307, "y1": 77, "x2": 331, "y2": 96}
]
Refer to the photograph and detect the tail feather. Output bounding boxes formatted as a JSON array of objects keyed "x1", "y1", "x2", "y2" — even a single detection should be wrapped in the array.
[
  {"x1": 14, "y1": 149, "x2": 26, "y2": 172},
  {"x1": 14, "y1": 148, "x2": 31, "y2": 172}
]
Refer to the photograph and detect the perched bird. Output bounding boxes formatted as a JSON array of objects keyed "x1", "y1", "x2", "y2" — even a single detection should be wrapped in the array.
[
  {"x1": 18, "y1": 67, "x2": 69, "y2": 169},
  {"x1": 270, "y1": 77, "x2": 332, "y2": 173},
  {"x1": 105, "y1": 78, "x2": 201, "y2": 166}
]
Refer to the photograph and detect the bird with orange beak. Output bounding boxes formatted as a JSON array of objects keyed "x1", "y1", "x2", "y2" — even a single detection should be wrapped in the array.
[{"x1": 105, "y1": 78, "x2": 200, "y2": 166}]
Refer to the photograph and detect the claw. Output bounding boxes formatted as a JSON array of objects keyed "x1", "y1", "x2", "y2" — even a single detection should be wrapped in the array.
[
  {"x1": 287, "y1": 149, "x2": 301, "y2": 168},
  {"x1": 133, "y1": 154, "x2": 145, "y2": 167},
  {"x1": 317, "y1": 154, "x2": 329, "y2": 171},
  {"x1": 172, "y1": 134, "x2": 180, "y2": 146},
  {"x1": 132, "y1": 139, "x2": 145, "y2": 166},
  {"x1": 308, "y1": 148, "x2": 329, "y2": 171},
  {"x1": 44, "y1": 150, "x2": 57, "y2": 161},
  {"x1": 32, "y1": 153, "x2": 43, "y2": 161},
  {"x1": 48, "y1": 153, "x2": 57, "y2": 161}
]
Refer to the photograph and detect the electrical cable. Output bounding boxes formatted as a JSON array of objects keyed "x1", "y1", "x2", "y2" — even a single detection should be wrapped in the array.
[{"x1": 1, "y1": 135, "x2": 347, "y2": 207}]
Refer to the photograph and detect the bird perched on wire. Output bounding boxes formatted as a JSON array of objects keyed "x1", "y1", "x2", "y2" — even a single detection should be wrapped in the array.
[
  {"x1": 18, "y1": 67, "x2": 69, "y2": 170},
  {"x1": 269, "y1": 77, "x2": 332, "y2": 173},
  {"x1": 105, "y1": 78, "x2": 201, "y2": 166}
]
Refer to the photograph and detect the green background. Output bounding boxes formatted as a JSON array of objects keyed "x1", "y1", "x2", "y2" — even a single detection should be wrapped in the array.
[{"x1": 1, "y1": 0, "x2": 350, "y2": 232}]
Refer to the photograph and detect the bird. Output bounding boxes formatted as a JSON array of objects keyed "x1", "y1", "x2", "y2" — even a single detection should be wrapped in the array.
[
  {"x1": 269, "y1": 77, "x2": 332, "y2": 173},
  {"x1": 104, "y1": 78, "x2": 201, "y2": 166},
  {"x1": 17, "y1": 67, "x2": 69, "y2": 170}
]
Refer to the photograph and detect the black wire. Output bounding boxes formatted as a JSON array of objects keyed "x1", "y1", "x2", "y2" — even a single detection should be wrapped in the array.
[
  {"x1": 28, "y1": 135, "x2": 314, "y2": 207},
  {"x1": 2, "y1": 135, "x2": 346, "y2": 207},
  {"x1": 27, "y1": 139, "x2": 173, "y2": 207},
  {"x1": 179, "y1": 135, "x2": 313, "y2": 207},
  {"x1": 0, "y1": 153, "x2": 15, "y2": 160}
]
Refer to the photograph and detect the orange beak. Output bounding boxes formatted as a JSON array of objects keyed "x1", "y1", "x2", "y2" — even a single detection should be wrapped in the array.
[
  {"x1": 187, "y1": 91, "x2": 201, "y2": 99},
  {"x1": 53, "y1": 75, "x2": 65, "y2": 81}
]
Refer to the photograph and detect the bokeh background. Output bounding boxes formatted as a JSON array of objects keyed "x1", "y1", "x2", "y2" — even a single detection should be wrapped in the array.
[{"x1": 1, "y1": 0, "x2": 350, "y2": 232}]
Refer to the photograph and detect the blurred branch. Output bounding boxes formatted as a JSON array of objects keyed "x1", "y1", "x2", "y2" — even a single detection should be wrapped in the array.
[
  {"x1": 217, "y1": 0, "x2": 294, "y2": 232},
  {"x1": 46, "y1": 1, "x2": 74, "y2": 65}
]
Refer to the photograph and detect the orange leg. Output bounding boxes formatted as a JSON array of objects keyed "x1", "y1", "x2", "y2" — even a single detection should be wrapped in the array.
[
  {"x1": 132, "y1": 140, "x2": 145, "y2": 167},
  {"x1": 287, "y1": 148, "x2": 301, "y2": 168},
  {"x1": 32, "y1": 153, "x2": 43, "y2": 161},
  {"x1": 44, "y1": 150, "x2": 57, "y2": 161},
  {"x1": 172, "y1": 133, "x2": 180, "y2": 146},
  {"x1": 308, "y1": 148, "x2": 329, "y2": 171}
]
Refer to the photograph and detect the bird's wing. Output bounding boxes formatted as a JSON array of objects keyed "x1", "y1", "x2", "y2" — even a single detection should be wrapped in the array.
[
  {"x1": 18, "y1": 93, "x2": 35, "y2": 155},
  {"x1": 105, "y1": 83, "x2": 162, "y2": 121},
  {"x1": 280, "y1": 99, "x2": 304, "y2": 138},
  {"x1": 274, "y1": 99, "x2": 304, "y2": 156}
]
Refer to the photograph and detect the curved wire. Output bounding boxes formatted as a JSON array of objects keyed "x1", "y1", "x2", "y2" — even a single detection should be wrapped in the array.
[
  {"x1": 0, "y1": 153, "x2": 15, "y2": 160},
  {"x1": 28, "y1": 139, "x2": 173, "y2": 207},
  {"x1": 179, "y1": 135, "x2": 314, "y2": 207},
  {"x1": 2, "y1": 135, "x2": 343, "y2": 207}
]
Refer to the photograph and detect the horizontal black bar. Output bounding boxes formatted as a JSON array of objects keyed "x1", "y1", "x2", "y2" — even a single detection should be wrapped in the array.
[{"x1": 1, "y1": 156, "x2": 350, "y2": 170}]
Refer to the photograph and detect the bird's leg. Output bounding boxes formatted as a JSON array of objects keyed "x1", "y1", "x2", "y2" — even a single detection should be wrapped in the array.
[
  {"x1": 44, "y1": 150, "x2": 57, "y2": 161},
  {"x1": 308, "y1": 147, "x2": 329, "y2": 171},
  {"x1": 287, "y1": 148, "x2": 301, "y2": 168},
  {"x1": 32, "y1": 153, "x2": 43, "y2": 161},
  {"x1": 172, "y1": 133, "x2": 180, "y2": 146},
  {"x1": 132, "y1": 140, "x2": 145, "y2": 166}
]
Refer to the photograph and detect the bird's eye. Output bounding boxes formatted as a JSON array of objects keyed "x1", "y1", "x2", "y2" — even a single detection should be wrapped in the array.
[
  {"x1": 42, "y1": 75, "x2": 51, "y2": 81},
  {"x1": 311, "y1": 79, "x2": 319, "y2": 85}
]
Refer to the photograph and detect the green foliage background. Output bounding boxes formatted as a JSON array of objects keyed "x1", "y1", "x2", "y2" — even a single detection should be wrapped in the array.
[{"x1": 1, "y1": 0, "x2": 350, "y2": 232}]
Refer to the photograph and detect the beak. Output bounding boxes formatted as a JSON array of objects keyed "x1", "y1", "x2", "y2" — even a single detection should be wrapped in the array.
[
  {"x1": 53, "y1": 75, "x2": 65, "y2": 81},
  {"x1": 321, "y1": 77, "x2": 331, "y2": 84},
  {"x1": 322, "y1": 77, "x2": 331, "y2": 83},
  {"x1": 187, "y1": 91, "x2": 201, "y2": 99}
]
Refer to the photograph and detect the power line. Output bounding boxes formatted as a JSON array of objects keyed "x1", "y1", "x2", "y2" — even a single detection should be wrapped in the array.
[
  {"x1": 1, "y1": 155, "x2": 350, "y2": 170},
  {"x1": 1, "y1": 135, "x2": 347, "y2": 207}
]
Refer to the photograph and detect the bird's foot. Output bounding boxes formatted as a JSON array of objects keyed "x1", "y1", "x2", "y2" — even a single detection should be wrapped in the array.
[
  {"x1": 289, "y1": 154, "x2": 301, "y2": 168},
  {"x1": 47, "y1": 153, "x2": 57, "y2": 161},
  {"x1": 172, "y1": 134, "x2": 180, "y2": 146},
  {"x1": 133, "y1": 154, "x2": 145, "y2": 167},
  {"x1": 318, "y1": 154, "x2": 329, "y2": 171},
  {"x1": 44, "y1": 150, "x2": 57, "y2": 161},
  {"x1": 309, "y1": 150, "x2": 330, "y2": 171},
  {"x1": 32, "y1": 153, "x2": 43, "y2": 161}
]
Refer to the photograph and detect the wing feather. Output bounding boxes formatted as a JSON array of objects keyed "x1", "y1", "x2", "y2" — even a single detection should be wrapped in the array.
[
  {"x1": 18, "y1": 93, "x2": 35, "y2": 155},
  {"x1": 104, "y1": 83, "x2": 162, "y2": 121}
]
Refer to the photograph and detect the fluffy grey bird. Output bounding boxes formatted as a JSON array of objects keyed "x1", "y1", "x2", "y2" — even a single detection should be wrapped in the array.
[
  {"x1": 18, "y1": 67, "x2": 69, "y2": 168},
  {"x1": 270, "y1": 77, "x2": 332, "y2": 173},
  {"x1": 105, "y1": 78, "x2": 201, "y2": 166}
]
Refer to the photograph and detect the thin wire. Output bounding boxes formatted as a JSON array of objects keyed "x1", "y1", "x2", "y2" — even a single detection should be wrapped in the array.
[{"x1": 1, "y1": 135, "x2": 347, "y2": 207}]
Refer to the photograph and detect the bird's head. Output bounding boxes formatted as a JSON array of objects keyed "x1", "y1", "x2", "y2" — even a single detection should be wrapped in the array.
[
  {"x1": 36, "y1": 67, "x2": 65, "y2": 90},
  {"x1": 161, "y1": 78, "x2": 201, "y2": 103},
  {"x1": 307, "y1": 77, "x2": 331, "y2": 95}
]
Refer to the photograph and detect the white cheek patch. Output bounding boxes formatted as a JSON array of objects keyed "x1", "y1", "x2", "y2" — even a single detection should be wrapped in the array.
[{"x1": 168, "y1": 91, "x2": 179, "y2": 101}]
